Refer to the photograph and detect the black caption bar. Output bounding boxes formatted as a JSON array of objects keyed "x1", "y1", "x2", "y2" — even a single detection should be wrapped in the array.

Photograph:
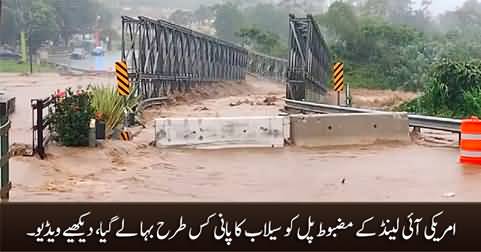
[{"x1": 0, "y1": 203, "x2": 479, "y2": 251}]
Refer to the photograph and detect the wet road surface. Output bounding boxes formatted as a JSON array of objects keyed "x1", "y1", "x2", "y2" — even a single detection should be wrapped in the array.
[
  {"x1": 10, "y1": 142, "x2": 474, "y2": 202},
  {"x1": 48, "y1": 51, "x2": 120, "y2": 72}
]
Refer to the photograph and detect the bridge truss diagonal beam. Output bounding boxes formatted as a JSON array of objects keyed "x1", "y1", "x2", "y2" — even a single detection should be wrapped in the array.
[{"x1": 287, "y1": 14, "x2": 330, "y2": 103}]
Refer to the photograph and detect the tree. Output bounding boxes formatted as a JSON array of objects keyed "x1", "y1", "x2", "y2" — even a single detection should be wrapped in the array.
[
  {"x1": 15, "y1": 0, "x2": 59, "y2": 50},
  {"x1": 193, "y1": 5, "x2": 214, "y2": 24},
  {"x1": 244, "y1": 4, "x2": 290, "y2": 44},
  {"x1": 51, "y1": 0, "x2": 113, "y2": 46},
  {"x1": 359, "y1": 0, "x2": 415, "y2": 25},
  {"x1": 0, "y1": 0, "x2": 18, "y2": 45},
  {"x1": 237, "y1": 27, "x2": 287, "y2": 57},
  {"x1": 169, "y1": 9, "x2": 194, "y2": 26},
  {"x1": 279, "y1": 0, "x2": 327, "y2": 15},
  {"x1": 213, "y1": 2, "x2": 244, "y2": 43},
  {"x1": 0, "y1": 0, "x2": 114, "y2": 48},
  {"x1": 439, "y1": 0, "x2": 481, "y2": 35},
  {"x1": 318, "y1": 1, "x2": 360, "y2": 44}
]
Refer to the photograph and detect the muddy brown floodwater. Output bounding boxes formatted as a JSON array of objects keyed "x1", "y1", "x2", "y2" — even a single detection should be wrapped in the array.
[{"x1": 2, "y1": 73, "x2": 479, "y2": 202}]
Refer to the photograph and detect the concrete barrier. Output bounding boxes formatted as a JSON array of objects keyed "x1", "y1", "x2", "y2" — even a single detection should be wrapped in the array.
[
  {"x1": 290, "y1": 113, "x2": 410, "y2": 147},
  {"x1": 154, "y1": 116, "x2": 290, "y2": 149}
]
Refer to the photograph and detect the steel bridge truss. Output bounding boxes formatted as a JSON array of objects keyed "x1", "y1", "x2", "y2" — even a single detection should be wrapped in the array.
[
  {"x1": 287, "y1": 14, "x2": 330, "y2": 103},
  {"x1": 122, "y1": 16, "x2": 290, "y2": 99},
  {"x1": 248, "y1": 51, "x2": 288, "y2": 82},
  {"x1": 122, "y1": 16, "x2": 249, "y2": 99}
]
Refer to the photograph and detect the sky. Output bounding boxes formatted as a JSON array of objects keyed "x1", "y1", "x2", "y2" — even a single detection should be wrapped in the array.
[
  {"x1": 122, "y1": 0, "x2": 471, "y2": 15},
  {"x1": 416, "y1": 0, "x2": 466, "y2": 15},
  {"x1": 319, "y1": 0, "x2": 468, "y2": 15}
]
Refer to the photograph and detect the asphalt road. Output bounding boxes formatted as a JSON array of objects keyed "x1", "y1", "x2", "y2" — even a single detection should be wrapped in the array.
[{"x1": 48, "y1": 51, "x2": 121, "y2": 72}]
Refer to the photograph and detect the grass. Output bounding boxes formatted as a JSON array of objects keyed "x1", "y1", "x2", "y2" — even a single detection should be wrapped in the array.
[{"x1": 0, "y1": 60, "x2": 56, "y2": 73}]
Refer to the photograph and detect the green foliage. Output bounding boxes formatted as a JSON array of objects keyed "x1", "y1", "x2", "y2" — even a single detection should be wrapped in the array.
[
  {"x1": 169, "y1": 9, "x2": 194, "y2": 26},
  {"x1": 237, "y1": 27, "x2": 287, "y2": 58},
  {"x1": 319, "y1": 4, "x2": 428, "y2": 91},
  {"x1": 0, "y1": 0, "x2": 113, "y2": 48},
  {"x1": 401, "y1": 59, "x2": 481, "y2": 118},
  {"x1": 0, "y1": 60, "x2": 55, "y2": 73},
  {"x1": 193, "y1": 5, "x2": 214, "y2": 23},
  {"x1": 213, "y1": 2, "x2": 244, "y2": 43},
  {"x1": 89, "y1": 84, "x2": 140, "y2": 130},
  {"x1": 319, "y1": 1, "x2": 360, "y2": 44},
  {"x1": 212, "y1": 2, "x2": 289, "y2": 52},
  {"x1": 0, "y1": 0, "x2": 59, "y2": 49},
  {"x1": 50, "y1": 0, "x2": 112, "y2": 44},
  {"x1": 49, "y1": 84, "x2": 140, "y2": 146},
  {"x1": 243, "y1": 4, "x2": 289, "y2": 44},
  {"x1": 49, "y1": 88, "x2": 94, "y2": 147}
]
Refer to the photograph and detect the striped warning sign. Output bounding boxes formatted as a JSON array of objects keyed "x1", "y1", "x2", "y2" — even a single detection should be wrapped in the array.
[
  {"x1": 115, "y1": 60, "x2": 130, "y2": 96},
  {"x1": 333, "y1": 62, "x2": 344, "y2": 92},
  {"x1": 121, "y1": 131, "x2": 130, "y2": 141}
]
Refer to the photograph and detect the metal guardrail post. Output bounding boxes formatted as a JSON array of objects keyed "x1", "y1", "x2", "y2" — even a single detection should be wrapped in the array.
[
  {"x1": 36, "y1": 99, "x2": 45, "y2": 159},
  {"x1": 0, "y1": 102, "x2": 11, "y2": 201}
]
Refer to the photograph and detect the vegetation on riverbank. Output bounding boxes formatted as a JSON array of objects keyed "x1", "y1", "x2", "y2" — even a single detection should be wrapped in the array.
[
  {"x1": 398, "y1": 59, "x2": 481, "y2": 118},
  {"x1": 0, "y1": 60, "x2": 55, "y2": 73}
]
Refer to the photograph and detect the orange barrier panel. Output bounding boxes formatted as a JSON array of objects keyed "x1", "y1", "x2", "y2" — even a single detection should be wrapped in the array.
[{"x1": 460, "y1": 116, "x2": 481, "y2": 165}]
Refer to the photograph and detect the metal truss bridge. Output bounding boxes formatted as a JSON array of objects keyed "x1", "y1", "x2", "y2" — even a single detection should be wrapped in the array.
[{"x1": 121, "y1": 14, "x2": 330, "y2": 102}]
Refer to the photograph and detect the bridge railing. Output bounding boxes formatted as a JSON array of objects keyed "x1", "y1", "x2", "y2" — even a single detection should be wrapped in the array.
[{"x1": 247, "y1": 51, "x2": 288, "y2": 82}]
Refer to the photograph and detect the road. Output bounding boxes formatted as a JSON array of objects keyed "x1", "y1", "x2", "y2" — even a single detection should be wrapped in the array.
[
  {"x1": 2, "y1": 73, "x2": 474, "y2": 202},
  {"x1": 48, "y1": 51, "x2": 120, "y2": 72}
]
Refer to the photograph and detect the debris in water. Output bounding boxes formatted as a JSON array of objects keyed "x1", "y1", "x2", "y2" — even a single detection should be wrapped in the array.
[
  {"x1": 443, "y1": 192, "x2": 456, "y2": 198},
  {"x1": 230, "y1": 99, "x2": 252, "y2": 107},
  {"x1": 9, "y1": 143, "x2": 30, "y2": 157},
  {"x1": 230, "y1": 101, "x2": 242, "y2": 107},
  {"x1": 195, "y1": 106, "x2": 209, "y2": 111},
  {"x1": 341, "y1": 178, "x2": 346, "y2": 184},
  {"x1": 263, "y1": 96, "x2": 278, "y2": 105}
]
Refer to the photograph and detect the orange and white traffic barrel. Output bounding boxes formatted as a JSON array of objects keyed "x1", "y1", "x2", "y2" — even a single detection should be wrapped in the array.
[{"x1": 460, "y1": 116, "x2": 481, "y2": 165}]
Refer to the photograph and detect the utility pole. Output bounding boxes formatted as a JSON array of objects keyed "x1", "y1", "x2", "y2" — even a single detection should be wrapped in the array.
[
  {"x1": 28, "y1": 31, "x2": 32, "y2": 74},
  {"x1": 0, "y1": 0, "x2": 3, "y2": 24}
]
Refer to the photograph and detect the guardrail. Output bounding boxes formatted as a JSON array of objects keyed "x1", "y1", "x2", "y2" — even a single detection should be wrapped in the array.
[
  {"x1": 284, "y1": 99, "x2": 461, "y2": 133},
  {"x1": 28, "y1": 97, "x2": 56, "y2": 159},
  {"x1": 135, "y1": 97, "x2": 169, "y2": 113},
  {"x1": 408, "y1": 115, "x2": 461, "y2": 133},
  {"x1": 248, "y1": 51, "x2": 288, "y2": 82}
]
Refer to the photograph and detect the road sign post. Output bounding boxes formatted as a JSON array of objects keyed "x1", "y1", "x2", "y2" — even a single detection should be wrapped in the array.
[
  {"x1": 115, "y1": 60, "x2": 130, "y2": 96},
  {"x1": 115, "y1": 60, "x2": 132, "y2": 141},
  {"x1": 333, "y1": 62, "x2": 344, "y2": 106}
]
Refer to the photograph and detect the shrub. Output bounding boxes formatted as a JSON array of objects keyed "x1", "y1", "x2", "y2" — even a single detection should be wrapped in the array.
[
  {"x1": 89, "y1": 84, "x2": 140, "y2": 130},
  {"x1": 49, "y1": 88, "x2": 94, "y2": 146},
  {"x1": 401, "y1": 59, "x2": 481, "y2": 118}
]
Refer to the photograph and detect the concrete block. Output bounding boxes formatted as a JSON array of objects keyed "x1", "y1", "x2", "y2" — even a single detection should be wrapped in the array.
[
  {"x1": 154, "y1": 116, "x2": 290, "y2": 149},
  {"x1": 290, "y1": 113, "x2": 410, "y2": 147}
]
